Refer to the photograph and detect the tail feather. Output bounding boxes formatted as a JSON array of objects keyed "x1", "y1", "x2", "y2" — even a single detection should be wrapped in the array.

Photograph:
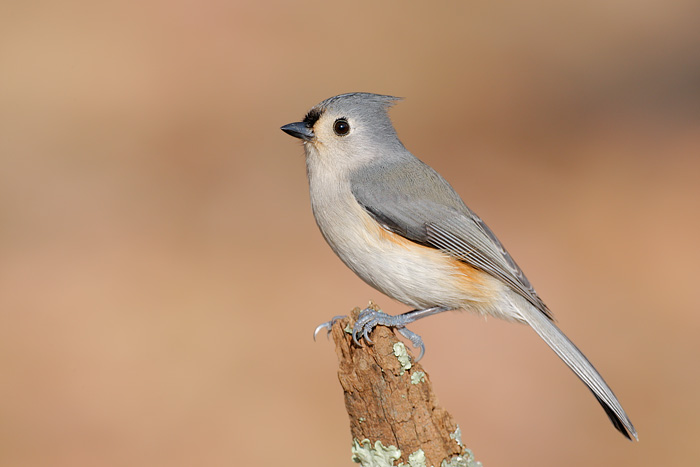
[
  {"x1": 593, "y1": 393, "x2": 633, "y2": 441},
  {"x1": 521, "y1": 304, "x2": 638, "y2": 440}
]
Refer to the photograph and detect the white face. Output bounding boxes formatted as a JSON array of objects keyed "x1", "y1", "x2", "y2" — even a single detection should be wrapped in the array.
[{"x1": 303, "y1": 106, "x2": 379, "y2": 175}]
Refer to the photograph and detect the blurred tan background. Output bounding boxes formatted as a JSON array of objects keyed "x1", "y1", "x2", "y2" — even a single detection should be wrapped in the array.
[{"x1": 1, "y1": 1, "x2": 699, "y2": 466}]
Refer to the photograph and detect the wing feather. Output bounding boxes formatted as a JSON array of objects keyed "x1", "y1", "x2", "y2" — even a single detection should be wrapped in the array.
[{"x1": 350, "y1": 158, "x2": 552, "y2": 319}]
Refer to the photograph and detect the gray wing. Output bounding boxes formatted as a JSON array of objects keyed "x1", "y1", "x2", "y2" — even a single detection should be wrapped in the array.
[{"x1": 350, "y1": 157, "x2": 552, "y2": 319}]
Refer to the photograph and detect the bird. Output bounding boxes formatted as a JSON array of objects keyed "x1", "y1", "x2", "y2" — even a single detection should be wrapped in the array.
[{"x1": 281, "y1": 92, "x2": 637, "y2": 440}]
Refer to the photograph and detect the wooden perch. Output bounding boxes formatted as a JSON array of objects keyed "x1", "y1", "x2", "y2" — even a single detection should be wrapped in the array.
[{"x1": 330, "y1": 305, "x2": 481, "y2": 467}]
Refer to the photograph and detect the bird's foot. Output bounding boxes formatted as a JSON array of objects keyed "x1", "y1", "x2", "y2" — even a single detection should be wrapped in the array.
[{"x1": 352, "y1": 307, "x2": 427, "y2": 361}]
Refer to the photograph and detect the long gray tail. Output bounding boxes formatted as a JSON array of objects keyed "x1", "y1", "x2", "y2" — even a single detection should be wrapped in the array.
[{"x1": 522, "y1": 305, "x2": 638, "y2": 440}]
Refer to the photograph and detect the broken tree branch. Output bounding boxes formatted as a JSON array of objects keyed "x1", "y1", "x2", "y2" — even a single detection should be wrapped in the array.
[{"x1": 329, "y1": 305, "x2": 481, "y2": 467}]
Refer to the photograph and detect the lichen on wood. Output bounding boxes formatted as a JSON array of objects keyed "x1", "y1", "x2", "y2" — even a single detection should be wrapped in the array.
[{"x1": 330, "y1": 306, "x2": 481, "y2": 467}]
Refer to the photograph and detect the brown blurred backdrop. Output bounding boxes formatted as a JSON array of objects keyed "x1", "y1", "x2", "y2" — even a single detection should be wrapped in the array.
[{"x1": 1, "y1": 1, "x2": 699, "y2": 466}]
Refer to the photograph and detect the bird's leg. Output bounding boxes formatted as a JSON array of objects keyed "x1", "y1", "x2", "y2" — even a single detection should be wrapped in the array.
[{"x1": 352, "y1": 306, "x2": 451, "y2": 361}]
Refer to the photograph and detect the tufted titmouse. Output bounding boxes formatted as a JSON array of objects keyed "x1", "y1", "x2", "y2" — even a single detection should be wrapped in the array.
[{"x1": 281, "y1": 92, "x2": 637, "y2": 440}]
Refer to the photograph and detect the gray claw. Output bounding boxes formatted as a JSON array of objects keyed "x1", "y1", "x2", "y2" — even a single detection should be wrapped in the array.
[
  {"x1": 415, "y1": 343, "x2": 426, "y2": 362},
  {"x1": 397, "y1": 327, "x2": 426, "y2": 362},
  {"x1": 313, "y1": 322, "x2": 332, "y2": 341},
  {"x1": 313, "y1": 315, "x2": 346, "y2": 341},
  {"x1": 363, "y1": 326, "x2": 373, "y2": 344},
  {"x1": 352, "y1": 325, "x2": 365, "y2": 346}
]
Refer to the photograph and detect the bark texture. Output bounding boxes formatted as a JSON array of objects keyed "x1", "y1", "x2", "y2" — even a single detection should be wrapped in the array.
[{"x1": 331, "y1": 306, "x2": 476, "y2": 467}]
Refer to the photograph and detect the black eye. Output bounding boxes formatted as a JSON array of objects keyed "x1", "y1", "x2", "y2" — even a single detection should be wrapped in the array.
[{"x1": 333, "y1": 118, "x2": 350, "y2": 136}]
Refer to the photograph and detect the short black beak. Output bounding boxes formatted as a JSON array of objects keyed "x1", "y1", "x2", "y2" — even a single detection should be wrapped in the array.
[{"x1": 281, "y1": 122, "x2": 314, "y2": 141}]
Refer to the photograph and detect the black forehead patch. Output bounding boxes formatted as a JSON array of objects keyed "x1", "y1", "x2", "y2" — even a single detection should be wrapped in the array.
[{"x1": 303, "y1": 107, "x2": 324, "y2": 128}]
